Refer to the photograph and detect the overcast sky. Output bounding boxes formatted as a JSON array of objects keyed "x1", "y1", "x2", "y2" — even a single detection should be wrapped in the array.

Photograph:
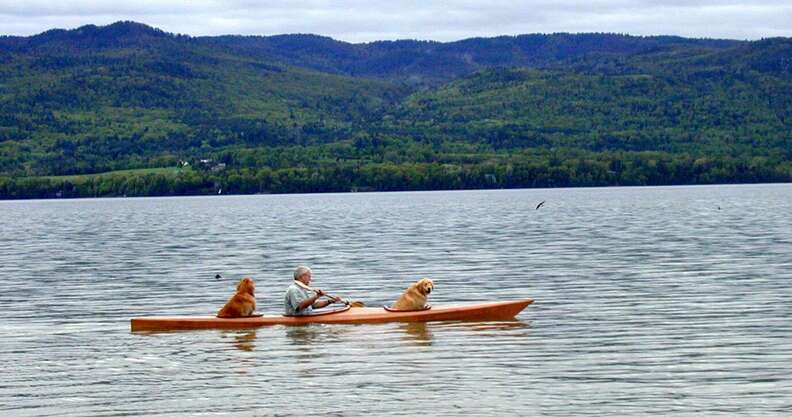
[{"x1": 1, "y1": 0, "x2": 790, "y2": 42}]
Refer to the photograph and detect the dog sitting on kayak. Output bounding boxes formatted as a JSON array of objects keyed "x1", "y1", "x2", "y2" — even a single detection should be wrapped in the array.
[
  {"x1": 217, "y1": 277, "x2": 256, "y2": 318},
  {"x1": 392, "y1": 278, "x2": 434, "y2": 310}
]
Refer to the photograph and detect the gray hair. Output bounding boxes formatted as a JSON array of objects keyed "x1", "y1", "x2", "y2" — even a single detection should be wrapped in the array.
[{"x1": 293, "y1": 266, "x2": 312, "y2": 280}]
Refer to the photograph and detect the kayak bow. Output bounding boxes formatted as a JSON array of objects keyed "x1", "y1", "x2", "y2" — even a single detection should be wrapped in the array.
[{"x1": 130, "y1": 299, "x2": 533, "y2": 331}]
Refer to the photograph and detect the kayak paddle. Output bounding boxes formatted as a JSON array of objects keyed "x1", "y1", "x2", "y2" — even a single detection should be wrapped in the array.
[{"x1": 294, "y1": 280, "x2": 366, "y2": 307}]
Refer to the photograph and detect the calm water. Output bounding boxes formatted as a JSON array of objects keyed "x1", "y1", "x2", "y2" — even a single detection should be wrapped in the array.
[{"x1": 1, "y1": 185, "x2": 790, "y2": 416}]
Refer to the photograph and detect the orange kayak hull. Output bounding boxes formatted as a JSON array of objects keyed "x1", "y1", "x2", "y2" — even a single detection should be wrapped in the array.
[{"x1": 130, "y1": 299, "x2": 533, "y2": 331}]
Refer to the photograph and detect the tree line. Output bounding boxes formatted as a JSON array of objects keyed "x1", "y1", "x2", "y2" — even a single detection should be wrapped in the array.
[{"x1": 3, "y1": 151, "x2": 790, "y2": 199}]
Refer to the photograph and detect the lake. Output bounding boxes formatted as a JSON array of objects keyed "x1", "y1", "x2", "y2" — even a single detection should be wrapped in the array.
[{"x1": 1, "y1": 184, "x2": 790, "y2": 416}]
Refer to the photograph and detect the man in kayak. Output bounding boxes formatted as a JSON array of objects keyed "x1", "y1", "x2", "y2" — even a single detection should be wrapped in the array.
[{"x1": 284, "y1": 266, "x2": 341, "y2": 316}]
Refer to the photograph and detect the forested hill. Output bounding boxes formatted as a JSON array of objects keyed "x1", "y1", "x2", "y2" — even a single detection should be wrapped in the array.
[
  {"x1": 1, "y1": 21, "x2": 791, "y2": 199},
  {"x1": 197, "y1": 32, "x2": 741, "y2": 85}
]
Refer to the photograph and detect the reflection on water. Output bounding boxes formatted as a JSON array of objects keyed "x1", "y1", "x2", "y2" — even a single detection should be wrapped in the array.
[
  {"x1": 461, "y1": 320, "x2": 529, "y2": 333},
  {"x1": 285, "y1": 325, "x2": 326, "y2": 345},
  {"x1": 232, "y1": 330, "x2": 257, "y2": 352},
  {"x1": 285, "y1": 321, "x2": 436, "y2": 347},
  {"x1": 398, "y1": 322, "x2": 433, "y2": 345}
]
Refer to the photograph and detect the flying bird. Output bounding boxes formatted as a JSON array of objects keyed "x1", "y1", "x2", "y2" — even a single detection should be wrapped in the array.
[{"x1": 536, "y1": 201, "x2": 546, "y2": 210}]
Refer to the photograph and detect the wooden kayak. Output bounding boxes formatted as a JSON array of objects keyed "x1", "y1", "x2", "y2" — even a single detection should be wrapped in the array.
[{"x1": 130, "y1": 299, "x2": 533, "y2": 331}]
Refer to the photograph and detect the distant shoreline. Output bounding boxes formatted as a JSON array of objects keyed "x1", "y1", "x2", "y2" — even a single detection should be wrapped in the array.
[{"x1": 2, "y1": 179, "x2": 790, "y2": 202}]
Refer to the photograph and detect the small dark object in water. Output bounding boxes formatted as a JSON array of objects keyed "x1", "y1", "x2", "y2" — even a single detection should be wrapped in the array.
[
  {"x1": 215, "y1": 274, "x2": 222, "y2": 280},
  {"x1": 536, "y1": 201, "x2": 546, "y2": 210}
]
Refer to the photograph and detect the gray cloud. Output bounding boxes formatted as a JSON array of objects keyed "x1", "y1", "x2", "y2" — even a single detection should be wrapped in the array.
[{"x1": 0, "y1": 0, "x2": 790, "y2": 41}]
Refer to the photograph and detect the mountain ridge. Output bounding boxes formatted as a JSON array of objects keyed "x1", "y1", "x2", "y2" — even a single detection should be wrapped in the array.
[
  {"x1": 1, "y1": 21, "x2": 747, "y2": 45},
  {"x1": 2, "y1": 21, "x2": 747, "y2": 84}
]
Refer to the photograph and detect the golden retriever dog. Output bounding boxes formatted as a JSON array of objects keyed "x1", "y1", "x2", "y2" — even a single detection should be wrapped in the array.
[
  {"x1": 217, "y1": 277, "x2": 256, "y2": 318},
  {"x1": 392, "y1": 278, "x2": 434, "y2": 310}
]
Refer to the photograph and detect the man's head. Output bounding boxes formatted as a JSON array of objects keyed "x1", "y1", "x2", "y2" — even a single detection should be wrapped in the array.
[{"x1": 293, "y1": 266, "x2": 312, "y2": 284}]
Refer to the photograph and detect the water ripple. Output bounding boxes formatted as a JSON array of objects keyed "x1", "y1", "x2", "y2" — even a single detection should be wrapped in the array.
[{"x1": 1, "y1": 184, "x2": 791, "y2": 416}]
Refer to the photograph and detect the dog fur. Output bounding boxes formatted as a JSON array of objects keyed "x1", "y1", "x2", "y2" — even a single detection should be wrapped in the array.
[
  {"x1": 217, "y1": 277, "x2": 256, "y2": 318},
  {"x1": 392, "y1": 278, "x2": 434, "y2": 310}
]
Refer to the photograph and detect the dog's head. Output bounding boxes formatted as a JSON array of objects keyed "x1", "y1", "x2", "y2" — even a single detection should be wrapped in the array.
[
  {"x1": 237, "y1": 277, "x2": 255, "y2": 296},
  {"x1": 416, "y1": 278, "x2": 434, "y2": 295}
]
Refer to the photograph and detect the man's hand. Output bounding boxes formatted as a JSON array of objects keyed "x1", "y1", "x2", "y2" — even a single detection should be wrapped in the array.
[{"x1": 314, "y1": 288, "x2": 325, "y2": 297}]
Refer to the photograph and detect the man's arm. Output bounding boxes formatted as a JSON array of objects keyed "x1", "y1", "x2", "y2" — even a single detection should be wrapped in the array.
[
  {"x1": 297, "y1": 293, "x2": 320, "y2": 311},
  {"x1": 297, "y1": 288, "x2": 335, "y2": 311},
  {"x1": 312, "y1": 298, "x2": 335, "y2": 309}
]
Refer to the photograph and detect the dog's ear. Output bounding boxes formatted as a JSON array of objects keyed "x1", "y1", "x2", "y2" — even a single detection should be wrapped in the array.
[{"x1": 238, "y1": 278, "x2": 255, "y2": 295}]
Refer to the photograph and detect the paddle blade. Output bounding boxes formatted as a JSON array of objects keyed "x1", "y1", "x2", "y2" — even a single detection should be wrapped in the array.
[{"x1": 348, "y1": 300, "x2": 366, "y2": 308}]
